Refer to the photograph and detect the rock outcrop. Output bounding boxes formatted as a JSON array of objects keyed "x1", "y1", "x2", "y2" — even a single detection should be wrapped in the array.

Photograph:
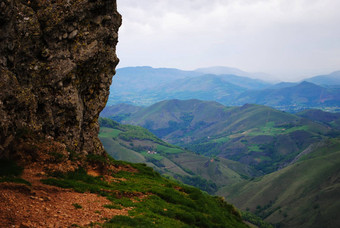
[{"x1": 0, "y1": 0, "x2": 121, "y2": 158}]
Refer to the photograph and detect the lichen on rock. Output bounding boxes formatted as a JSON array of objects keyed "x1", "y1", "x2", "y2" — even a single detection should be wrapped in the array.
[{"x1": 0, "y1": 0, "x2": 122, "y2": 159}]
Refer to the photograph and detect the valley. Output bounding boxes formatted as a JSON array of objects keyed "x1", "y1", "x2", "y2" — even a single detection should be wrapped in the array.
[
  {"x1": 100, "y1": 99, "x2": 340, "y2": 227},
  {"x1": 102, "y1": 100, "x2": 339, "y2": 173},
  {"x1": 98, "y1": 118, "x2": 260, "y2": 194}
]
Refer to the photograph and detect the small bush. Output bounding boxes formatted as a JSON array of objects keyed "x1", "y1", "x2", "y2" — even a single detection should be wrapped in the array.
[
  {"x1": 0, "y1": 159, "x2": 23, "y2": 177},
  {"x1": 72, "y1": 203, "x2": 82, "y2": 209}
]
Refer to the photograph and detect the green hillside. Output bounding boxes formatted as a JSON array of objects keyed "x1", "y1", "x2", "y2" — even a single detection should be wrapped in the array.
[
  {"x1": 297, "y1": 109, "x2": 340, "y2": 129},
  {"x1": 217, "y1": 138, "x2": 340, "y2": 228},
  {"x1": 98, "y1": 118, "x2": 259, "y2": 194},
  {"x1": 98, "y1": 105, "x2": 340, "y2": 227},
  {"x1": 108, "y1": 100, "x2": 338, "y2": 173}
]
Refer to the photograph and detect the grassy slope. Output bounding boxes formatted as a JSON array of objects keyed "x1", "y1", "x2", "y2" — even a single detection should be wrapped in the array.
[
  {"x1": 98, "y1": 118, "x2": 258, "y2": 194},
  {"x1": 116, "y1": 100, "x2": 336, "y2": 173},
  {"x1": 217, "y1": 138, "x2": 340, "y2": 228},
  {"x1": 0, "y1": 158, "x2": 248, "y2": 228}
]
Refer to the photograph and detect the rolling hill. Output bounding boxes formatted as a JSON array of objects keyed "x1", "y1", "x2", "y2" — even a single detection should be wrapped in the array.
[
  {"x1": 217, "y1": 137, "x2": 340, "y2": 228},
  {"x1": 99, "y1": 101, "x2": 340, "y2": 228},
  {"x1": 98, "y1": 118, "x2": 259, "y2": 194},
  {"x1": 103, "y1": 99, "x2": 339, "y2": 173}
]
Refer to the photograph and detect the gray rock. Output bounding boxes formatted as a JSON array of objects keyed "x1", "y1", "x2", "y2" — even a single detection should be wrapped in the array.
[
  {"x1": 68, "y1": 30, "x2": 78, "y2": 39},
  {"x1": 0, "y1": 0, "x2": 122, "y2": 158}
]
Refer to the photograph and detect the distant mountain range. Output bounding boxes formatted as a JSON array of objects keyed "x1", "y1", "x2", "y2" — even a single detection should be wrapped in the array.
[
  {"x1": 305, "y1": 70, "x2": 340, "y2": 86},
  {"x1": 195, "y1": 66, "x2": 273, "y2": 82},
  {"x1": 108, "y1": 66, "x2": 340, "y2": 112},
  {"x1": 232, "y1": 81, "x2": 340, "y2": 111}
]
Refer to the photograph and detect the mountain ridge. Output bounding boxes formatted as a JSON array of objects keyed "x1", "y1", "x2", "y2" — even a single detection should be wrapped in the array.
[
  {"x1": 103, "y1": 99, "x2": 338, "y2": 173},
  {"x1": 108, "y1": 66, "x2": 340, "y2": 111}
]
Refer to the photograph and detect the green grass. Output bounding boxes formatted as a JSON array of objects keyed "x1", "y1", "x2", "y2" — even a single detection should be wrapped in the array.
[
  {"x1": 156, "y1": 145, "x2": 183, "y2": 154},
  {"x1": 141, "y1": 152, "x2": 164, "y2": 161},
  {"x1": 41, "y1": 158, "x2": 248, "y2": 228},
  {"x1": 103, "y1": 204, "x2": 122, "y2": 210},
  {"x1": 100, "y1": 137, "x2": 146, "y2": 163},
  {"x1": 99, "y1": 127, "x2": 122, "y2": 138},
  {"x1": 248, "y1": 145, "x2": 262, "y2": 152},
  {"x1": 212, "y1": 136, "x2": 230, "y2": 143},
  {"x1": 218, "y1": 138, "x2": 340, "y2": 228},
  {"x1": 0, "y1": 176, "x2": 31, "y2": 186},
  {"x1": 241, "y1": 211, "x2": 274, "y2": 228},
  {"x1": 118, "y1": 124, "x2": 164, "y2": 144},
  {"x1": 246, "y1": 121, "x2": 309, "y2": 136}
]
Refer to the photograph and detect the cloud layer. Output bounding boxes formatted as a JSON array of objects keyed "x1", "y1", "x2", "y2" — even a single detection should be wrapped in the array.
[{"x1": 117, "y1": 0, "x2": 340, "y2": 81}]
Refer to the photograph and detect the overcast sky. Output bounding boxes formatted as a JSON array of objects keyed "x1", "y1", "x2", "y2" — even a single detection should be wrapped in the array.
[{"x1": 116, "y1": 0, "x2": 340, "y2": 81}]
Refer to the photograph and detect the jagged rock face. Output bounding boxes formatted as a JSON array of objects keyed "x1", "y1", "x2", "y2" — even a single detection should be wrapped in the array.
[{"x1": 0, "y1": 0, "x2": 121, "y2": 157}]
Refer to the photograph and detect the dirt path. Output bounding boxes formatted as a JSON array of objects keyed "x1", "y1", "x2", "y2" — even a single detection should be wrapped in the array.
[{"x1": 0, "y1": 167, "x2": 130, "y2": 227}]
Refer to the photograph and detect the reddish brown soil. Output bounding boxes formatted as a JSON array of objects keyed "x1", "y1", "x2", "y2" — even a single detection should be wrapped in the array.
[{"x1": 0, "y1": 167, "x2": 131, "y2": 228}]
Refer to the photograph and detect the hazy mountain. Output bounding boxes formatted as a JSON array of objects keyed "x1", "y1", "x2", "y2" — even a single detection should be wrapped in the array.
[
  {"x1": 108, "y1": 66, "x2": 272, "y2": 106},
  {"x1": 108, "y1": 66, "x2": 203, "y2": 106},
  {"x1": 305, "y1": 71, "x2": 340, "y2": 86},
  {"x1": 153, "y1": 74, "x2": 247, "y2": 104},
  {"x1": 113, "y1": 66, "x2": 202, "y2": 90},
  {"x1": 195, "y1": 66, "x2": 273, "y2": 82},
  {"x1": 108, "y1": 67, "x2": 340, "y2": 111},
  {"x1": 267, "y1": 82, "x2": 298, "y2": 89},
  {"x1": 233, "y1": 81, "x2": 340, "y2": 110},
  {"x1": 216, "y1": 74, "x2": 271, "y2": 89},
  {"x1": 100, "y1": 103, "x2": 143, "y2": 118}
]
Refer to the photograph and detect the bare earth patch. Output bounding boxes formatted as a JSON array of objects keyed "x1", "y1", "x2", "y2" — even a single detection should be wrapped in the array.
[{"x1": 0, "y1": 167, "x2": 131, "y2": 227}]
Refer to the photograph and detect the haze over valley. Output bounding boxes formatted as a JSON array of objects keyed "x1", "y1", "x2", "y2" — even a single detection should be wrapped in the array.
[{"x1": 108, "y1": 66, "x2": 340, "y2": 113}]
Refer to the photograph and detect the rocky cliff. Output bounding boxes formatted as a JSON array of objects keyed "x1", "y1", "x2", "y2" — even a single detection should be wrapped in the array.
[{"x1": 0, "y1": 0, "x2": 121, "y2": 159}]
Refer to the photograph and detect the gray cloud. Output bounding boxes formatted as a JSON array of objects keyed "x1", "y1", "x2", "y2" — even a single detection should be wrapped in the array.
[{"x1": 117, "y1": 0, "x2": 340, "y2": 81}]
